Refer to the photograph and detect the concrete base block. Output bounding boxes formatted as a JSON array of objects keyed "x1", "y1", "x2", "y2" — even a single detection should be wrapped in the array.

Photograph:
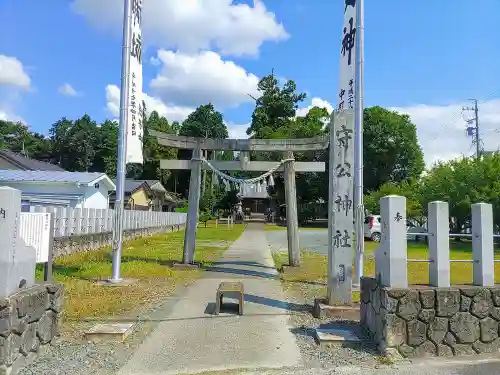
[
  {"x1": 96, "y1": 278, "x2": 138, "y2": 287},
  {"x1": 84, "y1": 323, "x2": 135, "y2": 342},
  {"x1": 172, "y1": 262, "x2": 201, "y2": 270},
  {"x1": 313, "y1": 298, "x2": 360, "y2": 320},
  {"x1": 315, "y1": 328, "x2": 361, "y2": 348}
]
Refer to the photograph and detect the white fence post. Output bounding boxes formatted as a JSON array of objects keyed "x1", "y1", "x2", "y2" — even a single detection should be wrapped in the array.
[
  {"x1": 428, "y1": 201, "x2": 450, "y2": 287},
  {"x1": 472, "y1": 203, "x2": 494, "y2": 286},
  {"x1": 377, "y1": 195, "x2": 408, "y2": 288}
]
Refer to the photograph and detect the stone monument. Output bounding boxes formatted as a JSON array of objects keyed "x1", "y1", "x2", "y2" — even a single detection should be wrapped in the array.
[
  {"x1": 0, "y1": 187, "x2": 64, "y2": 375},
  {"x1": 0, "y1": 186, "x2": 36, "y2": 299}
]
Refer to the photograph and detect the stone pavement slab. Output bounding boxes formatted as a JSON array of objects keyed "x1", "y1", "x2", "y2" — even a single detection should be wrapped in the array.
[{"x1": 117, "y1": 223, "x2": 302, "y2": 375}]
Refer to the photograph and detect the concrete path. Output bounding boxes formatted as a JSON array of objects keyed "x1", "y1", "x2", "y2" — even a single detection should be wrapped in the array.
[{"x1": 117, "y1": 223, "x2": 302, "y2": 375}]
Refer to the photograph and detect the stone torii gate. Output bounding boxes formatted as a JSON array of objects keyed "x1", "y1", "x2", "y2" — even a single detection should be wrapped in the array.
[{"x1": 150, "y1": 130, "x2": 327, "y2": 267}]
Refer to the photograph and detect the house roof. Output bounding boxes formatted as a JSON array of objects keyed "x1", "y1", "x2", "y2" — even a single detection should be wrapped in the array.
[
  {"x1": 0, "y1": 149, "x2": 65, "y2": 171},
  {"x1": 121, "y1": 179, "x2": 150, "y2": 194},
  {"x1": 115, "y1": 179, "x2": 181, "y2": 203},
  {"x1": 0, "y1": 170, "x2": 116, "y2": 190}
]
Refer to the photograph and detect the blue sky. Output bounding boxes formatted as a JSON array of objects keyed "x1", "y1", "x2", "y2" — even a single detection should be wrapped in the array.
[{"x1": 1, "y1": 0, "x2": 499, "y2": 165}]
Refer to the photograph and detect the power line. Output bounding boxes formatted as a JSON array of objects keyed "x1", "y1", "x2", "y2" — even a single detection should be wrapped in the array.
[{"x1": 462, "y1": 99, "x2": 482, "y2": 159}]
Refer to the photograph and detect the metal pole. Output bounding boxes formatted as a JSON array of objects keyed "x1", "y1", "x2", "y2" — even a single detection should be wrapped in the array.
[
  {"x1": 474, "y1": 99, "x2": 480, "y2": 159},
  {"x1": 353, "y1": 0, "x2": 365, "y2": 286},
  {"x1": 110, "y1": 0, "x2": 132, "y2": 282}
]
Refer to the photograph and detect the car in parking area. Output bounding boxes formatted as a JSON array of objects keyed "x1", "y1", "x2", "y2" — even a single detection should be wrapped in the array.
[
  {"x1": 364, "y1": 214, "x2": 382, "y2": 242},
  {"x1": 363, "y1": 214, "x2": 426, "y2": 242}
]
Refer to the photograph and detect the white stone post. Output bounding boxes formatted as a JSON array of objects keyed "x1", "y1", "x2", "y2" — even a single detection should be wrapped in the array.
[
  {"x1": 0, "y1": 187, "x2": 36, "y2": 298},
  {"x1": 377, "y1": 195, "x2": 408, "y2": 288},
  {"x1": 428, "y1": 201, "x2": 450, "y2": 287},
  {"x1": 472, "y1": 203, "x2": 494, "y2": 286}
]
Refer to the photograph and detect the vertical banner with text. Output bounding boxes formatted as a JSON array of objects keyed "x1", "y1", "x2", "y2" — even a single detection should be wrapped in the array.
[{"x1": 126, "y1": 0, "x2": 144, "y2": 164}]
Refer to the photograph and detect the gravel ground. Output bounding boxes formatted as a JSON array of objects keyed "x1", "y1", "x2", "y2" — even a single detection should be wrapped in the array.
[
  {"x1": 17, "y1": 320, "x2": 159, "y2": 375},
  {"x1": 265, "y1": 230, "x2": 329, "y2": 255},
  {"x1": 17, "y1": 285, "x2": 194, "y2": 375},
  {"x1": 267, "y1": 229, "x2": 381, "y2": 369},
  {"x1": 281, "y1": 284, "x2": 381, "y2": 370}
]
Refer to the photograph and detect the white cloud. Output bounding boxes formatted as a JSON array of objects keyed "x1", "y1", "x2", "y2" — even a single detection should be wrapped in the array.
[
  {"x1": 226, "y1": 122, "x2": 250, "y2": 139},
  {"x1": 296, "y1": 97, "x2": 334, "y2": 117},
  {"x1": 71, "y1": 0, "x2": 289, "y2": 56},
  {"x1": 150, "y1": 50, "x2": 259, "y2": 108},
  {"x1": 105, "y1": 84, "x2": 194, "y2": 123},
  {"x1": 0, "y1": 55, "x2": 31, "y2": 89},
  {"x1": 0, "y1": 108, "x2": 25, "y2": 123},
  {"x1": 58, "y1": 83, "x2": 80, "y2": 97},
  {"x1": 392, "y1": 99, "x2": 500, "y2": 168},
  {"x1": 293, "y1": 97, "x2": 500, "y2": 168}
]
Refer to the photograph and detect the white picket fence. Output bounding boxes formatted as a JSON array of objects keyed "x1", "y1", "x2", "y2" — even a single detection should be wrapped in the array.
[{"x1": 22, "y1": 206, "x2": 187, "y2": 238}]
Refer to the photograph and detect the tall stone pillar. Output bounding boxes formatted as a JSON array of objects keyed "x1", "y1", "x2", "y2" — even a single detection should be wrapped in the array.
[
  {"x1": 183, "y1": 148, "x2": 202, "y2": 264},
  {"x1": 283, "y1": 151, "x2": 300, "y2": 266}
]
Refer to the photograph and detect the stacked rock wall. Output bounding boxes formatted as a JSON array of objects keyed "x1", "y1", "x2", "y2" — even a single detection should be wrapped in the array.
[
  {"x1": 0, "y1": 283, "x2": 63, "y2": 375},
  {"x1": 361, "y1": 277, "x2": 500, "y2": 357}
]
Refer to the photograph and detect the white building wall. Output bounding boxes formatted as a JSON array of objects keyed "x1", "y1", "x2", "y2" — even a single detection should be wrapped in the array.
[
  {"x1": 0, "y1": 181, "x2": 111, "y2": 209},
  {"x1": 82, "y1": 183, "x2": 111, "y2": 209}
]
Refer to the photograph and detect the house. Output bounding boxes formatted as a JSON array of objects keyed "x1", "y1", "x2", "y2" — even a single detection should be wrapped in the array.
[
  {"x1": 0, "y1": 170, "x2": 116, "y2": 209},
  {"x1": 0, "y1": 149, "x2": 64, "y2": 171},
  {"x1": 109, "y1": 180, "x2": 151, "y2": 211},
  {"x1": 143, "y1": 180, "x2": 183, "y2": 212},
  {"x1": 109, "y1": 179, "x2": 183, "y2": 211}
]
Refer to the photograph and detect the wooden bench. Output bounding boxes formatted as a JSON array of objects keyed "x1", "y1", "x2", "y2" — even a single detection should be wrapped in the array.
[{"x1": 215, "y1": 281, "x2": 244, "y2": 315}]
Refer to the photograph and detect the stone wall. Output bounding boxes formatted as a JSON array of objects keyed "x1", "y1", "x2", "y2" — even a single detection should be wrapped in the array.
[
  {"x1": 361, "y1": 277, "x2": 500, "y2": 358},
  {"x1": 0, "y1": 282, "x2": 63, "y2": 375},
  {"x1": 52, "y1": 224, "x2": 185, "y2": 258}
]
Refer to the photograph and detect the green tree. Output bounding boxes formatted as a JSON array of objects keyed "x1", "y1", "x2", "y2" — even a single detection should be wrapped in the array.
[
  {"x1": 141, "y1": 110, "x2": 178, "y2": 184},
  {"x1": 364, "y1": 180, "x2": 424, "y2": 225},
  {"x1": 363, "y1": 106, "x2": 425, "y2": 192},
  {"x1": 49, "y1": 115, "x2": 99, "y2": 171},
  {"x1": 246, "y1": 73, "x2": 307, "y2": 138},
  {"x1": 175, "y1": 104, "x2": 229, "y2": 197},
  {"x1": 90, "y1": 120, "x2": 118, "y2": 176},
  {"x1": 0, "y1": 120, "x2": 53, "y2": 162},
  {"x1": 418, "y1": 154, "x2": 500, "y2": 232},
  {"x1": 179, "y1": 103, "x2": 228, "y2": 139}
]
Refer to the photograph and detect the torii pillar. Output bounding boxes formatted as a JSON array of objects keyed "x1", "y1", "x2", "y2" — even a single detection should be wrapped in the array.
[{"x1": 283, "y1": 151, "x2": 300, "y2": 266}]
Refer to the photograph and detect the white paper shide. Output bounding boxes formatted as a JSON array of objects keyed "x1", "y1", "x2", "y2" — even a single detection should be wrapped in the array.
[
  {"x1": 337, "y1": 0, "x2": 357, "y2": 112},
  {"x1": 126, "y1": 0, "x2": 144, "y2": 164}
]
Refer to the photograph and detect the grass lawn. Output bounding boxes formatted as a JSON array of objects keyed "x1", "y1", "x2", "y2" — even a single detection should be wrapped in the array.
[
  {"x1": 37, "y1": 222, "x2": 245, "y2": 321},
  {"x1": 273, "y1": 240, "x2": 500, "y2": 303}
]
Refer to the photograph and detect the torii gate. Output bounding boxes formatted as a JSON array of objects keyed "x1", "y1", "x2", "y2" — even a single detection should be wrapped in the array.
[{"x1": 150, "y1": 130, "x2": 327, "y2": 268}]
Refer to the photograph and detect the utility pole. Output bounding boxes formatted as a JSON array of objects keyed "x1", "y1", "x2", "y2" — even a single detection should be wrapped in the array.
[
  {"x1": 353, "y1": 0, "x2": 365, "y2": 286},
  {"x1": 463, "y1": 99, "x2": 481, "y2": 159}
]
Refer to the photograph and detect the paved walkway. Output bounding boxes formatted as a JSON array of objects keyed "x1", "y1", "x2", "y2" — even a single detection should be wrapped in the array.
[{"x1": 117, "y1": 223, "x2": 302, "y2": 375}]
